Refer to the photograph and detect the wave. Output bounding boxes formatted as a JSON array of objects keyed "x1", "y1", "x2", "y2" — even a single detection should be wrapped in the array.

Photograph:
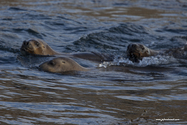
[{"x1": 67, "y1": 23, "x2": 187, "y2": 54}]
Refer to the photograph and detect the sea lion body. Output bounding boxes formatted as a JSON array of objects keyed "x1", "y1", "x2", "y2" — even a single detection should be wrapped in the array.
[
  {"x1": 39, "y1": 57, "x2": 88, "y2": 73},
  {"x1": 21, "y1": 39, "x2": 113, "y2": 62}
]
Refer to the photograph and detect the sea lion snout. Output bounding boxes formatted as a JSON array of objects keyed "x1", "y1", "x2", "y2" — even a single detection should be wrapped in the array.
[
  {"x1": 21, "y1": 40, "x2": 34, "y2": 51},
  {"x1": 127, "y1": 43, "x2": 139, "y2": 53},
  {"x1": 128, "y1": 43, "x2": 137, "y2": 49},
  {"x1": 21, "y1": 40, "x2": 33, "y2": 48},
  {"x1": 21, "y1": 40, "x2": 29, "y2": 51},
  {"x1": 127, "y1": 43, "x2": 138, "y2": 55},
  {"x1": 23, "y1": 40, "x2": 29, "y2": 46}
]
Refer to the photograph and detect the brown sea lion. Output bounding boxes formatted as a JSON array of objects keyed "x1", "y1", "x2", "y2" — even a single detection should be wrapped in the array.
[
  {"x1": 21, "y1": 39, "x2": 61, "y2": 55},
  {"x1": 126, "y1": 43, "x2": 159, "y2": 62},
  {"x1": 39, "y1": 57, "x2": 89, "y2": 73},
  {"x1": 127, "y1": 43, "x2": 187, "y2": 63},
  {"x1": 21, "y1": 39, "x2": 113, "y2": 62}
]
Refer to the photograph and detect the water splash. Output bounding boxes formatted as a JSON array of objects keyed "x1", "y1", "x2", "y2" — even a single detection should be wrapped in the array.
[
  {"x1": 137, "y1": 55, "x2": 177, "y2": 67},
  {"x1": 99, "y1": 55, "x2": 178, "y2": 68}
]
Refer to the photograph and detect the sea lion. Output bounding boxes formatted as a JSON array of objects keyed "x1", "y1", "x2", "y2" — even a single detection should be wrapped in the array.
[
  {"x1": 126, "y1": 43, "x2": 187, "y2": 63},
  {"x1": 126, "y1": 43, "x2": 159, "y2": 62},
  {"x1": 39, "y1": 57, "x2": 88, "y2": 73},
  {"x1": 21, "y1": 39, "x2": 113, "y2": 62},
  {"x1": 21, "y1": 39, "x2": 60, "y2": 55}
]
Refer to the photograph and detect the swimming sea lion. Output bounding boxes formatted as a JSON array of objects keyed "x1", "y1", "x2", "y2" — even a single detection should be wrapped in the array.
[
  {"x1": 39, "y1": 57, "x2": 88, "y2": 73},
  {"x1": 126, "y1": 43, "x2": 159, "y2": 62},
  {"x1": 21, "y1": 39, "x2": 113, "y2": 62},
  {"x1": 127, "y1": 43, "x2": 187, "y2": 62},
  {"x1": 21, "y1": 39, "x2": 60, "y2": 55}
]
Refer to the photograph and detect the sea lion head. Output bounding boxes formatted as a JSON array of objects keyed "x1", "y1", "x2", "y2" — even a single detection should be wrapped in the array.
[
  {"x1": 126, "y1": 43, "x2": 151, "y2": 63},
  {"x1": 21, "y1": 39, "x2": 56, "y2": 55},
  {"x1": 39, "y1": 57, "x2": 87, "y2": 73}
]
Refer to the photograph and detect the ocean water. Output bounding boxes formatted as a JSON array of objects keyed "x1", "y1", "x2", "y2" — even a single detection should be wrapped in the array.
[{"x1": 0, "y1": 0, "x2": 187, "y2": 124}]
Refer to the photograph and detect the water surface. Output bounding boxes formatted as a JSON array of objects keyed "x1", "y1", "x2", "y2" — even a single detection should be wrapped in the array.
[{"x1": 0, "y1": 0, "x2": 187, "y2": 124}]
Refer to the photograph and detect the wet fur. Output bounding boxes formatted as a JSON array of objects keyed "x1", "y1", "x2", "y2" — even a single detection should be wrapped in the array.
[
  {"x1": 126, "y1": 43, "x2": 159, "y2": 63},
  {"x1": 127, "y1": 43, "x2": 187, "y2": 62},
  {"x1": 39, "y1": 57, "x2": 88, "y2": 73}
]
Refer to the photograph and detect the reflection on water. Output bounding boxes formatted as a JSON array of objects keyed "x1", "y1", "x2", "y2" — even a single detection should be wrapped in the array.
[{"x1": 0, "y1": 0, "x2": 187, "y2": 124}]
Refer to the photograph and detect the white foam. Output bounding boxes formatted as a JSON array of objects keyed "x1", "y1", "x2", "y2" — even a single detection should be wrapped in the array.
[
  {"x1": 99, "y1": 55, "x2": 178, "y2": 68},
  {"x1": 137, "y1": 55, "x2": 177, "y2": 67}
]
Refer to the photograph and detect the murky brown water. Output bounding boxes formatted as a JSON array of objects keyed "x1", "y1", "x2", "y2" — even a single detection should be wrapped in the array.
[{"x1": 0, "y1": 0, "x2": 187, "y2": 124}]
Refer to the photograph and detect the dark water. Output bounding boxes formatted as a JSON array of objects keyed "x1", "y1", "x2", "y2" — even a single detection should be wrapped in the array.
[{"x1": 0, "y1": 0, "x2": 187, "y2": 124}]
